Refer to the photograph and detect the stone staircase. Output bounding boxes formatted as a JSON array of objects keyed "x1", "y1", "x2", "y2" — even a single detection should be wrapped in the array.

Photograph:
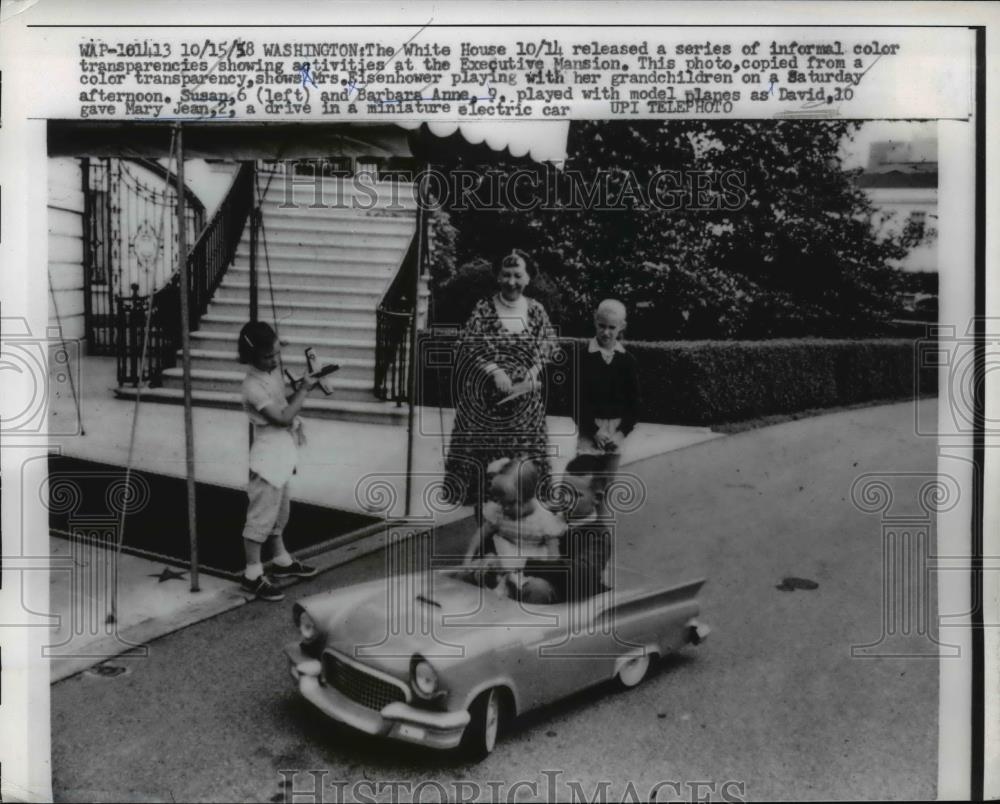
[{"x1": 119, "y1": 176, "x2": 426, "y2": 425}]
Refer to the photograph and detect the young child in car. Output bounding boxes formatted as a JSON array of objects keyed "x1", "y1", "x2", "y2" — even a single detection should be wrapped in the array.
[
  {"x1": 523, "y1": 453, "x2": 613, "y2": 603},
  {"x1": 560, "y1": 453, "x2": 614, "y2": 598},
  {"x1": 465, "y1": 456, "x2": 565, "y2": 603}
]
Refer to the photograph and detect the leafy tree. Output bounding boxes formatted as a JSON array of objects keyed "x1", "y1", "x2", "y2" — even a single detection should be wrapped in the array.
[{"x1": 431, "y1": 120, "x2": 924, "y2": 339}]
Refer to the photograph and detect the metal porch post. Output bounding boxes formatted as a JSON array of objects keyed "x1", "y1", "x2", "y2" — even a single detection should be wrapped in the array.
[{"x1": 175, "y1": 124, "x2": 200, "y2": 593}]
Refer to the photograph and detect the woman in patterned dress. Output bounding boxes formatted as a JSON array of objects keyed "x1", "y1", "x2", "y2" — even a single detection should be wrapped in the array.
[{"x1": 444, "y1": 250, "x2": 557, "y2": 510}]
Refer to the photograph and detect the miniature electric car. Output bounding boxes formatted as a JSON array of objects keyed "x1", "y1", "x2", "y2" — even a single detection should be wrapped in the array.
[{"x1": 284, "y1": 565, "x2": 709, "y2": 758}]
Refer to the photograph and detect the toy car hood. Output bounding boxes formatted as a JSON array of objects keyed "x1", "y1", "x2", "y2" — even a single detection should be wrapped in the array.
[{"x1": 297, "y1": 571, "x2": 548, "y2": 671}]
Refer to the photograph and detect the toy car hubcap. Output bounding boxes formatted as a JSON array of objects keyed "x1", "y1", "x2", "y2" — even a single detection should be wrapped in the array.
[
  {"x1": 618, "y1": 654, "x2": 650, "y2": 687},
  {"x1": 484, "y1": 691, "x2": 499, "y2": 751}
]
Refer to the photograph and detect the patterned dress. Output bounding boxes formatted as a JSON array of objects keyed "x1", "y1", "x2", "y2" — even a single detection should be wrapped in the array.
[{"x1": 444, "y1": 296, "x2": 557, "y2": 507}]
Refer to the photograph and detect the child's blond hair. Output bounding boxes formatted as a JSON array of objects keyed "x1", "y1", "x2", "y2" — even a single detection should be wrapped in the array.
[
  {"x1": 595, "y1": 299, "x2": 627, "y2": 322},
  {"x1": 490, "y1": 456, "x2": 541, "y2": 505}
]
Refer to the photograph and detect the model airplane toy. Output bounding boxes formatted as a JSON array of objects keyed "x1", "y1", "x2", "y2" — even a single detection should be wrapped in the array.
[{"x1": 285, "y1": 347, "x2": 339, "y2": 394}]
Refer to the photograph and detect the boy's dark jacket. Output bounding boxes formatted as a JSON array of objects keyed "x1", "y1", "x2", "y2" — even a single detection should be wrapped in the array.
[
  {"x1": 574, "y1": 346, "x2": 641, "y2": 437},
  {"x1": 523, "y1": 518, "x2": 612, "y2": 601}
]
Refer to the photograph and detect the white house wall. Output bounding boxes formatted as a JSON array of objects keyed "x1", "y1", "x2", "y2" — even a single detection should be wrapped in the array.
[
  {"x1": 864, "y1": 186, "x2": 939, "y2": 274},
  {"x1": 47, "y1": 157, "x2": 85, "y2": 342}
]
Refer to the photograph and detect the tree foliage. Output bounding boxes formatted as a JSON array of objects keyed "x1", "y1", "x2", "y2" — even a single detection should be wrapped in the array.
[{"x1": 433, "y1": 120, "x2": 925, "y2": 339}]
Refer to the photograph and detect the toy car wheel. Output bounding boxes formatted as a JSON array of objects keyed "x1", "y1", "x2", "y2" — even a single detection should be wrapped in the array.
[
  {"x1": 461, "y1": 688, "x2": 502, "y2": 760},
  {"x1": 616, "y1": 653, "x2": 651, "y2": 689}
]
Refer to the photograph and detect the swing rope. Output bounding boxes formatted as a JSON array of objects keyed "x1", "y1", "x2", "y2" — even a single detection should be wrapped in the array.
[
  {"x1": 46, "y1": 276, "x2": 85, "y2": 436},
  {"x1": 109, "y1": 127, "x2": 179, "y2": 623},
  {"x1": 251, "y1": 161, "x2": 288, "y2": 378}
]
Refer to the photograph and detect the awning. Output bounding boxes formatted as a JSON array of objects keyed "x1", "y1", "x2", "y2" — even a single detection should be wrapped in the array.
[
  {"x1": 47, "y1": 120, "x2": 570, "y2": 165},
  {"x1": 47, "y1": 121, "x2": 415, "y2": 161},
  {"x1": 397, "y1": 121, "x2": 569, "y2": 165}
]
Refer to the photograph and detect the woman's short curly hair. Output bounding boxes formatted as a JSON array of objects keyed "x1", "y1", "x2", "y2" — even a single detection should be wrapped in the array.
[
  {"x1": 496, "y1": 248, "x2": 535, "y2": 278},
  {"x1": 237, "y1": 321, "x2": 278, "y2": 364}
]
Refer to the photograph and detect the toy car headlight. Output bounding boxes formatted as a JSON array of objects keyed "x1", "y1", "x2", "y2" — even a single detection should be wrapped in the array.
[
  {"x1": 410, "y1": 656, "x2": 438, "y2": 697},
  {"x1": 297, "y1": 611, "x2": 319, "y2": 643}
]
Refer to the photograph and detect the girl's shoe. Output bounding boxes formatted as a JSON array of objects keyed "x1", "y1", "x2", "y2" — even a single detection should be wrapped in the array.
[
  {"x1": 271, "y1": 560, "x2": 318, "y2": 578},
  {"x1": 241, "y1": 574, "x2": 285, "y2": 602}
]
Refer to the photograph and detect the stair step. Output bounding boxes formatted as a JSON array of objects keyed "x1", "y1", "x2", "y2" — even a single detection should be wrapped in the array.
[
  {"x1": 215, "y1": 282, "x2": 384, "y2": 306},
  {"x1": 260, "y1": 205, "x2": 418, "y2": 225},
  {"x1": 115, "y1": 386, "x2": 408, "y2": 425},
  {"x1": 181, "y1": 350, "x2": 374, "y2": 382},
  {"x1": 199, "y1": 313, "x2": 376, "y2": 342},
  {"x1": 235, "y1": 242, "x2": 406, "y2": 263},
  {"x1": 163, "y1": 368, "x2": 377, "y2": 402},
  {"x1": 213, "y1": 278, "x2": 430, "y2": 314},
  {"x1": 262, "y1": 182, "x2": 419, "y2": 209},
  {"x1": 225, "y1": 266, "x2": 390, "y2": 291},
  {"x1": 184, "y1": 348, "x2": 374, "y2": 368},
  {"x1": 161, "y1": 366, "x2": 376, "y2": 400},
  {"x1": 191, "y1": 328, "x2": 375, "y2": 362},
  {"x1": 246, "y1": 219, "x2": 415, "y2": 243},
  {"x1": 230, "y1": 255, "x2": 400, "y2": 276},
  {"x1": 209, "y1": 298, "x2": 376, "y2": 322},
  {"x1": 257, "y1": 210, "x2": 415, "y2": 228},
  {"x1": 192, "y1": 329, "x2": 376, "y2": 359}
]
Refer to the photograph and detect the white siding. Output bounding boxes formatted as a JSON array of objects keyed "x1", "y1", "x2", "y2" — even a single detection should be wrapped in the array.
[
  {"x1": 864, "y1": 186, "x2": 938, "y2": 274},
  {"x1": 47, "y1": 158, "x2": 86, "y2": 341}
]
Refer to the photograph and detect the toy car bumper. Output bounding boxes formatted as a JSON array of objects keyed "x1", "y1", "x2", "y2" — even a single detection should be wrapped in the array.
[
  {"x1": 685, "y1": 618, "x2": 711, "y2": 645},
  {"x1": 285, "y1": 643, "x2": 470, "y2": 750}
]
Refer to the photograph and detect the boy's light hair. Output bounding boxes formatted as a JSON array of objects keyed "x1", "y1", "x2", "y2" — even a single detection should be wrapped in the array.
[{"x1": 595, "y1": 299, "x2": 627, "y2": 322}]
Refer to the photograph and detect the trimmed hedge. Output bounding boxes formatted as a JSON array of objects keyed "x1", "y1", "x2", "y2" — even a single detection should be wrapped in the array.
[{"x1": 416, "y1": 336, "x2": 936, "y2": 426}]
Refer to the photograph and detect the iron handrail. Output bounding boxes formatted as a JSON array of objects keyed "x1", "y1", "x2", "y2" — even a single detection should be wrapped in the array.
[
  {"x1": 373, "y1": 231, "x2": 421, "y2": 405},
  {"x1": 117, "y1": 162, "x2": 255, "y2": 386}
]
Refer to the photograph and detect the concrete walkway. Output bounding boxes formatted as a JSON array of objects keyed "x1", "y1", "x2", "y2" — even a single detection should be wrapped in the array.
[
  {"x1": 50, "y1": 356, "x2": 720, "y2": 518},
  {"x1": 45, "y1": 355, "x2": 721, "y2": 680}
]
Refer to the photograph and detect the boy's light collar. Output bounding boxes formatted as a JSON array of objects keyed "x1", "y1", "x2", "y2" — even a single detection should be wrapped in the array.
[{"x1": 588, "y1": 338, "x2": 625, "y2": 354}]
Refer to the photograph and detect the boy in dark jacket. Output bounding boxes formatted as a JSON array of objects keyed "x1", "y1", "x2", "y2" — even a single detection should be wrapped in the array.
[
  {"x1": 523, "y1": 453, "x2": 612, "y2": 603},
  {"x1": 574, "y1": 299, "x2": 640, "y2": 506}
]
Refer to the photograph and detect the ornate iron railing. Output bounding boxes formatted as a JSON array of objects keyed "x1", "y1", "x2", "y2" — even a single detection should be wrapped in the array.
[
  {"x1": 116, "y1": 162, "x2": 255, "y2": 386},
  {"x1": 83, "y1": 158, "x2": 205, "y2": 355},
  {"x1": 185, "y1": 162, "x2": 255, "y2": 321},
  {"x1": 374, "y1": 230, "x2": 422, "y2": 405},
  {"x1": 115, "y1": 282, "x2": 173, "y2": 386}
]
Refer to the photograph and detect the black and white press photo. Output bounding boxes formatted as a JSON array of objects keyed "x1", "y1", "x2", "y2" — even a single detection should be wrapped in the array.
[{"x1": 0, "y1": 5, "x2": 994, "y2": 803}]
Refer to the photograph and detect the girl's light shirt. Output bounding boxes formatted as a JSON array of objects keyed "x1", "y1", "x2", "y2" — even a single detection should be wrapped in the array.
[
  {"x1": 241, "y1": 366, "x2": 302, "y2": 486},
  {"x1": 482, "y1": 500, "x2": 566, "y2": 563}
]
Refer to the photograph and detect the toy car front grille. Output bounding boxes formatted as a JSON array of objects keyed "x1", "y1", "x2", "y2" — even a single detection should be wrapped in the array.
[{"x1": 322, "y1": 653, "x2": 407, "y2": 711}]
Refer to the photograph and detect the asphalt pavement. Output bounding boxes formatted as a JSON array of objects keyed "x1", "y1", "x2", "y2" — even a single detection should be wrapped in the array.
[{"x1": 51, "y1": 400, "x2": 938, "y2": 802}]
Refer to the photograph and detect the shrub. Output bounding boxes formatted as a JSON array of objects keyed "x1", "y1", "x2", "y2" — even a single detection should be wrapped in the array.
[{"x1": 417, "y1": 336, "x2": 935, "y2": 426}]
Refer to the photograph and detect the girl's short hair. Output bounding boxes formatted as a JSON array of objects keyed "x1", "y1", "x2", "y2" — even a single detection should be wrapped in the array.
[
  {"x1": 492, "y1": 455, "x2": 541, "y2": 502},
  {"x1": 496, "y1": 248, "x2": 535, "y2": 278},
  {"x1": 237, "y1": 321, "x2": 278, "y2": 364}
]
